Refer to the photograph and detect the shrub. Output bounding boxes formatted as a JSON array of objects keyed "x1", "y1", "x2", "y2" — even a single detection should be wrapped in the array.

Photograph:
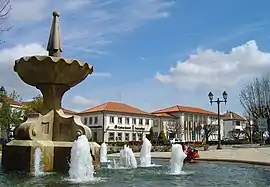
[
  {"x1": 148, "y1": 127, "x2": 154, "y2": 142},
  {"x1": 158, "y1": 130, "x2": 166, "y2": 144}
]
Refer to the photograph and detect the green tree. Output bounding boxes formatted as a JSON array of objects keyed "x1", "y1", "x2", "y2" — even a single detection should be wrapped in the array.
[
  {"x1": 148, "y1": 127, "x2": 154, "y2": 142},
  {"x1": 158, "y1": 130, "x2": 166, "y2": 144},
  {"x1": 0, "y1": 88, "x2": 23, "y2": 138},
  {"x1": 23, "y1": 94, "x2": 43, "y2": 115}
]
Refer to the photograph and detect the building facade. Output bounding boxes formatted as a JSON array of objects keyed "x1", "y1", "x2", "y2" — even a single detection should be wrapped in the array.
[
  {"x1": 222, "y1": 111, "x2": 247, "y2": 139},
  {"x1": 152, "y1": 105, "x2": 223, "y2": 142},
  {"x1": 78, "y1": 102, "x2": 153, "y2": 142},
  {"x1": 152, "y1": 113, "x2": 178, "y2": 140}
]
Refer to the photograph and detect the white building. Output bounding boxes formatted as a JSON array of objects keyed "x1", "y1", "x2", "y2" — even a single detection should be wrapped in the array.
[
  {"x1": 152, "y1": 113, "x2": 178, "y2": 140},
  {"x1": 78, "y1": 101, "x2": 153, "y2": 142},
  {"x1": 152, "y1": 105, "x2": 223, "y2": 142},
  {"x1": 222, "y1": 111, "x2": 247, "y2": 139}
]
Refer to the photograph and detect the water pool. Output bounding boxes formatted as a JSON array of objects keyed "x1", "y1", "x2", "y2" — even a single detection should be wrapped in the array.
[{"x1": 0, "y1": 159, "x2": 269, "y2": 187}]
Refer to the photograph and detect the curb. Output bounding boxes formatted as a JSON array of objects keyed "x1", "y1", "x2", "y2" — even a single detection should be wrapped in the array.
[
  {"x1": 151, "y1": 157, "x2": 270, "y2": 167},
  {"x1": 194, "y1": 158, "x2": 270, "y2": 166},
  {"x1": 108, "y1": 155, "x2": 270, "y2": 167}
]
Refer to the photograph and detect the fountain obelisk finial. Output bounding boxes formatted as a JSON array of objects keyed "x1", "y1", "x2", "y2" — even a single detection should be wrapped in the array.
[{"x1": 47, "y1": 11, "x2": 62, "y2": 57}]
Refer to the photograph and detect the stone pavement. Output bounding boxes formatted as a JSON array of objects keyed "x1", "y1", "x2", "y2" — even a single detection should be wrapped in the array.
[{"x1": 108, "y1": 147, "x2": 270, "y2": 166}]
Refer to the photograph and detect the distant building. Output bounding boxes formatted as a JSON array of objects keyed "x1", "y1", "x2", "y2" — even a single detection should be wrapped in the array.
[
  {"x1": 222, "y1": 111, "x2": 247, "y2": 139},
  {"x1": 78, "y1": 102, "x2": 153, "y2": 142},
  {"x1": 61, "y1": 108, "x2": 78, "y2": 115},
  {"x1": 152, "y1": 113, "x2": 178, "y2": 141},
  {"x1": 152, "y1": 105, "x2": 223, "y2": 142}
]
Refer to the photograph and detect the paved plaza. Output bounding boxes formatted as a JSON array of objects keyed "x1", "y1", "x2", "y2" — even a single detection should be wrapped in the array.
[{"x1": 108, "y1": 146, "x2": 270, "y2": 166}]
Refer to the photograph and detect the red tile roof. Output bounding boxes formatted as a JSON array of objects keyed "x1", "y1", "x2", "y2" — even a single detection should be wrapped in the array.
[
  {"x1": 222, "y1": 111, "x2": 246, "y2": 121},
  {"x1": 153, "y1": 113, "x2": 175, "y2": 117},
  {"x1": 62, "y1": 108, "x2": 77, "y2": 115},
  {"x1": 79, "y1": 101, "x2": 152, "y2": 116},
  {"x1": 152, "y1": 105, "x2": 217, "y2": 116},
  {"x1": 4, "y1": 98, "x2": 23, "y2": 106}
]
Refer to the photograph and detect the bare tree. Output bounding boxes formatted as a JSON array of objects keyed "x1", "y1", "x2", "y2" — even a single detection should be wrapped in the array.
[
  {"x1": 166, "y1": 119, "x2": 183, "y2": 139},
  {"x1": 0, "y1": 0, "x2": 11, "y2": 42},
  {"x1": 240, "y1": 74, "x2": 270, "y2": 120},
  {"x1": 196, "y1": 120, "x2": 217, "y2": 143}
]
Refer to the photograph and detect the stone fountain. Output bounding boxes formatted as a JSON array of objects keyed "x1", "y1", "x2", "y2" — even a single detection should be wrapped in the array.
[{"x1": 1, "y1": 11, "x2": 100, "y2": 172}]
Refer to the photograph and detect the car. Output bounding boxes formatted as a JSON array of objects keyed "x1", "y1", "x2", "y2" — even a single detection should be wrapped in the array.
[
  {"x1": 223, "y1": 138, "x2": 234, "y2": 141},
  {"x1": 170, "y1": 138, "x2": 182, "y2": 144}
]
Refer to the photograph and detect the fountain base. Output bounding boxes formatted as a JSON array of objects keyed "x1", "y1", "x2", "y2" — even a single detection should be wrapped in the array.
[{"x1": 1, "y1": 140, "x2": 100, "y2": 172}]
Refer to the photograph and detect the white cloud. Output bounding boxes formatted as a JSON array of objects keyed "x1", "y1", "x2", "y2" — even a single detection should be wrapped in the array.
[
  {"x1": 0, "y1": 43, "x2": 47, "y2": 66},
  {"x1": 72, "y1": 95, "x2": 99, "y2": 107},
  {"x1": 0, "y1": 43, "x2": 47, "y2": 99},
  {"x1": 140, "y1": 57, "x2": 145, "y2": 60},
  {"x1": 63, "y1": 0, "x2": 174, "y2": 54},
  {"x1": 7, "y1": 0, "x2": 174, "y2": 55},
  {"x1": 63, "y1": 0, "x2": 91, "y2": 10},
  {"x1": 91, "y1": 72, "x2": 111, "y2": 77},
  {"x1": 156, "y1": 40, "x2": 270, "y2": 90}
]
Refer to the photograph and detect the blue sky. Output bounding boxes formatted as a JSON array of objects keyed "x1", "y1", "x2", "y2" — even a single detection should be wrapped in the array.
[{"x1": 1, "y1": 0, "x2": 270, "y2": 115}]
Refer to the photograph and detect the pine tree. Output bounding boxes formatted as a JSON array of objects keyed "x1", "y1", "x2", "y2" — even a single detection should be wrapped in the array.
[
  {"x1": 148, "y1": 127, "x2": 154, "y2": 142},
  {"x1": 158, "y1": 130, "x2": 166, "y2": 144}
]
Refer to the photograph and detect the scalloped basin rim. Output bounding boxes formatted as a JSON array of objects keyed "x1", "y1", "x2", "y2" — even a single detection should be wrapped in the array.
[{"x1": 15, "y1": 55, "x2": 93, "y2": 70}]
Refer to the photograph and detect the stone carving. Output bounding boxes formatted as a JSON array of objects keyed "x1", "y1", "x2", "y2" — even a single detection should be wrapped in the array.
[{"x1": 2, "y1": 11, "x2": 99, "y2": 172}]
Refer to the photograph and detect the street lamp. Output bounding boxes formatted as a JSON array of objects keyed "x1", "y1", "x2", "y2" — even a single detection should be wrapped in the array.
[
  {"x1": 0, "y1": 86, "x2": 5, "y2": 102},
  {"x1": 208, "y1": 91, "x2": 228, "y2": 150}
]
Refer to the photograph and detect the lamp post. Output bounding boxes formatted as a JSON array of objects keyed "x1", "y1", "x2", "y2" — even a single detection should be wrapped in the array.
[
  {"x1": 0, "y1": 86, "x2": 5, "y2": 102},
  {"x1": 208, "y1": 91, "x2": 228, "y2": 150}
]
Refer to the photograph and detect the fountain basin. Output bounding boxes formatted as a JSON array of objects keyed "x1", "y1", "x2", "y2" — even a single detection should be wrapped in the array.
[
  {"x1": 0, "y1": 159, "x2": 269, "y2": 186},
  {"x1": 1, "y1": 140, "x2": 100, "y2": 172},
  {"x1": 14, "y1": 56, "x2": 93, "y2": 87}
]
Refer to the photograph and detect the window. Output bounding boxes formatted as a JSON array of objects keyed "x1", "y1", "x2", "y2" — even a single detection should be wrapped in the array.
[
  {"x1": 154, "y1": 120, "x2": 158, "y2": 127},
  {"x1": 199, "y1": 115, "x2": 202, "y2": 123},
  {"x1": 110, "y1": 116, "x2": 115, "y2": 124},
  {"x1": 89, "y1": 117, "x2": 93, "y2": 124},
  {"x1": 84, "y1": 117, "x2": 88, "y2": 125},
  {"x1": 132, "y1": 133, "x2": 136, "y2": 141},
  {"x1": 184, "y1": 114, "x2": 188, "y2": 121},
  {"x1": 94, "y1": 116, "x2": 98, "y2": 124},
  {"x1": 154, "y1": 132, "x2": 158, "y2": 139},
  {"x1": 139, "y1": 119, "x2": 143, "y2": 125},
  {"x1": 132, "y1": 118, "x2": 136, "y2": 125},
  {"x1": 194, "y1": 115, "x2": 198, "y2": 121},
  {"x1": 235, "y1": 121, "x2": 240, "y2": 126},
  {"x1": 109, "y1": 132, "x2": 115, "y2": 141},
  {"x1": 189, "y1": 121, "x2": 192, "y2": 130},
  {"x1": 93, "y1": 132, "x2": 98, "y2": 141},
  {"x1": 145, "y1": 119, "x2": 149, "y2": 125},
  {"x1": 138, "y1": 133, "x2": 143, "y2": 140},
  {"x1": 118, "y1": 117, "x2": 122, "y2": 124},
  {"x1": 125, "y1": 118, "x2": 130, "y2": 124},
  {"x1": 117, "y1": 133, "x2": 122, "y2": 141},
  {"x1": 189, "y1": 114, "x2": 193, "y2": 122},
  {"x1": 125, "y1": 133, "x2": 129, "y2": 141}
]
